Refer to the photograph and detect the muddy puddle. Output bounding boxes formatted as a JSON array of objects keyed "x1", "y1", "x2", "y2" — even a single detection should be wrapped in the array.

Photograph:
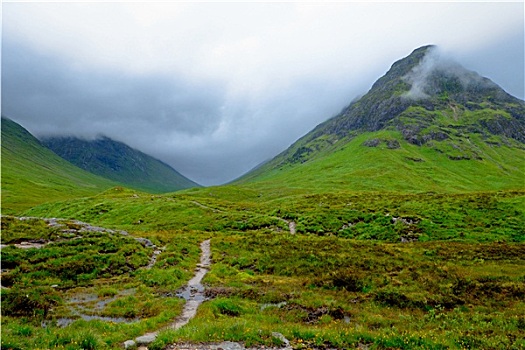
[
  {"x1": 47, "y1": 288, "x2": 139, "y2": 328},
  {"x1": 54, "y1": 314, "x2": 139, "y2": 327},
  {"x1": 260, "y1": 301, "x2": 287, "y2": 311}
]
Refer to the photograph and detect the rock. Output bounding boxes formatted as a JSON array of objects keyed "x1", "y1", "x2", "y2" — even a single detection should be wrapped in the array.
[
  {"x1": 215, "y1": 341, "x2": 245, "y2": 350},
  {"x1": 135, "y1": 238, "x2": 155, "y2": 248},
  {"x1": 46, "y1": 218, "x2": 64, "y2": 228},
  {"x1": 60, "y1": 229, "x2": 79, "y2": 234},
  {"x1": 271, "y1": 332, "x2": 290, "y2": 348},
  {"x1": 123, "y1": 340, "x2": 136, "y2": 349},
  {"x1": 135, "y1": 333, "x2": 157, "y2": 345},
  {"x1": 80, "y1": 224, "x2": 107, "y2": 233},
  {"x1": 362, "y1": 138, "x2": 381, "y2": 147},
  {"x1": 386, "y1": 139, "x2": 400, "y2": 149},
  {"x1": 288, "y1": 221, "x2": 296, "y2": 234},
  {"x1": 19, "y1": 216, "x2": 38, "y2": 221},
  {"x1": 260, "y1": 301, "x2": 287, "y2": 311}
]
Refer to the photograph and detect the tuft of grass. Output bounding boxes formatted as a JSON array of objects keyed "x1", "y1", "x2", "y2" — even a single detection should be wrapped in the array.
[{"x1": 96, "y1": 287, "x2": 119, "y2": 298}]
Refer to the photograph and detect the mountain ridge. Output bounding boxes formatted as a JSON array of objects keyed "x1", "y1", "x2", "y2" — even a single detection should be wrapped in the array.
[
  {"x1": 312, "y1": 45, "x2": 522, "y2": 138},
  {"x1": 236, "y1": 45, "x2": 525, "y2": 191},
  {"x1": 1, "y1": 117, "x2": 117, "y2": 213},
  {"x1": 41, "y1": 135, "x2": 200, "y2": 193}
]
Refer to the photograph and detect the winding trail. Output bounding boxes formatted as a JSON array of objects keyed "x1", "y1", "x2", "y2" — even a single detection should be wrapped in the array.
[
  {"x1": 144, "y1": 247, "x2": 164, "y2": 270},
  {"x1": 128, "y1": 239, "x2": 212, "y2": 349},
  {"x1": 191, "y1": 201, "x2": 224, "y2": 213},
  {"x1": 189, "y1": 203, "x2": 297, "y2": 236},
  {"x1": 287, "y1": 221, "x2": 296, "y2": 235},
  {"x1": 276, "y1": 218, "x2": 296, "y2": 235}
]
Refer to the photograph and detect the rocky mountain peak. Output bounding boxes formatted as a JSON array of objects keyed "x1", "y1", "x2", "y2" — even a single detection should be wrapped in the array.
[
  {"x1": 370, "y1": 44, "x2": 436, "y2": 91},
  {"x1": 310, "y1": 45, "x2": 523, "y2": 139}
]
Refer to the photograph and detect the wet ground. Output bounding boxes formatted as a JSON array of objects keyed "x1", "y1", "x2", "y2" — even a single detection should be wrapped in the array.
[{"x1": 129, "y1": 239, "x2": 212, "y2": 348}]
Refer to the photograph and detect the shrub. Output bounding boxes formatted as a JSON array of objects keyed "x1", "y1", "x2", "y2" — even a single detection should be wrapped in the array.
[
  {"x1": 329, "y1": 271, "x2": 365, "y2": 292},
  {"x1": 13, "y1": 325, "x2": 33, "y2": 337},
  {"x1": 1, "y1": 286, "x2": 62, "y2": 317},
  {"x1": 212, "y1": 298, "x2": 243, "y2": 317},
  {"x1": 97, "y1": 286, "x2": 119, "y2": 297},
  {"x1": 79, "y1": 332, "x2": 99, "y2": 350},
  {"x1": 374, "y1": 289, "x2": 421, "y2": 309}
]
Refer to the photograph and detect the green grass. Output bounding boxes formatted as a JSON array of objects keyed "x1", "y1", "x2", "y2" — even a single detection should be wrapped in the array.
[
  {"x1": 7, "y1": 185, "x2": 521, "y2": 348},
  {"x1": 0, "y1": 216, "x2": 206, "y2": 349},
  {"x1": 1, "y1": 117, "x2": 117, "y2": 214},
  {"x1": 149, "y1": 232, "x2": 525, "y2": 350},
  {"x1": 42, "y1": 136, "x2": 200, "y2": 194},
  {"x1": 2, "y1": 100, "x2": 524, "y2": 349},
  {"x1": 25, "y1": 186, "x2": 525, "y2": 243},
  {"x1": 237, "y1": 130, "x2": 525, "y2": 194},
  {"x1": 3, "y1": 186, "x2": 524, "y2": 349}
]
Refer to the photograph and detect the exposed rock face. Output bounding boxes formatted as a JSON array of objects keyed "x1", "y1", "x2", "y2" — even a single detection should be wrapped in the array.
[
  {"x1": 312, "y1": 45, "x2": 524, "y2": 142},
  {"x1": 362, "y1": 138, "x2": 400, "y2": 149},
  {"x1": 123, "y1": 340, "x2": 136, "y2": 349},
  {"x1": 249, "y1": 45, "x2": 524, "y2": 171}
]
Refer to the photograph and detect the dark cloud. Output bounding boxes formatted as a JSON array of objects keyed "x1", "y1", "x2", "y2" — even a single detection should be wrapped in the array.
[
  {"x1": 453, "y1": 31, "x2": 524, "y2": 99},
  {"x1": 2, "y1": 39, "x2": 360, "y2": 185},
  {"x1": 2, "y1": 39, "x2": 224, "y2": 139},
  {"x1": 2, "y1": 3, "x2": 523, "y2": 186}
]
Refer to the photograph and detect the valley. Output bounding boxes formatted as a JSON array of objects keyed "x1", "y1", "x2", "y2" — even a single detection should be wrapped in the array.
[
  {"x1": 2, "y1": 186, "x2": 524, "y2": 349},
  {"x1": 1, "y1": 45, "x2": 524, "y2": 349},
  {"x1": 41, "y1": 136, "x2": 199, "y2": 194}
]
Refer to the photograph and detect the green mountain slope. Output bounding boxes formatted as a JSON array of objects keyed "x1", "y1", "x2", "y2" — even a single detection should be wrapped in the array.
[
  {"x1": 4, "y1": 45, "x2": 525, "y2": 350},
  {"x1": 41, "y1": 136, "x2": 199, "y2": 193},
  {"x1": 238, "y1": 45, "x2": 525, "y2": 192},
  {"x1": 1, "y1": 117, "x2": 117, "y2": 213}
]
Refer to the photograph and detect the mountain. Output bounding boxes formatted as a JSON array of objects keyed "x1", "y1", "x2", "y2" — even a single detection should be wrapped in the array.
[
  {"x1": 237, "y1": 45, "x2": 525, "y2": 192},
  {"x1": 41, "y1": 136, "x2": 200, "y2": 193},
  {"x1": 1, "y1": 117, "x2": 117, "y2": 213}
]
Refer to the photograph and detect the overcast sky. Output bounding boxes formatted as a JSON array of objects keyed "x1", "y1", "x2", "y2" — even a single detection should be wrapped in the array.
[{"x1": 2, "y1": 1, "x2": 524, "y2": 186}]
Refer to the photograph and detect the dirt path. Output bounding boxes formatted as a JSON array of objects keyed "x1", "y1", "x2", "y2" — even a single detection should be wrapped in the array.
[
  {"x1": 276, "y1": 218, "x2": 296, "y2": 234},
  {"x1": 191, "y1": 201, "x2": 224, "y2": 213},
  {"x1": 144, "y1": 247, "x2": 164, "y2": 270},
  {"x1": 288, "y1": 221, "x2": 296, "y2": 235},
  {"x1": 127, "y1": 239, "x2": 212, "y2": 349},
  {"x1": 188, "y1": 205, "x2": 296, "y2": 235}
]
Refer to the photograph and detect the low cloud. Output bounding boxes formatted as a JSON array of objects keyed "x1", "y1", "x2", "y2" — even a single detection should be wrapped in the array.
[
  {"x1": 2, "y1": 2, "x2": 523, "y2": 185},
  {"x1": 2, "y1": 39, "x2": 358, "y2": 185},
  {"x1": 2, "y1": 41, "x2": 225, "y2": 139},
  {"x1": 402, "y1": 47, "x2": 496, "y2": 100}
]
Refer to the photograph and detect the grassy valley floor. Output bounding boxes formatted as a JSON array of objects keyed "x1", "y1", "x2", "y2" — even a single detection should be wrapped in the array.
[{"x1": 1, "y1": 187, "x2": 524, "y2": 349}]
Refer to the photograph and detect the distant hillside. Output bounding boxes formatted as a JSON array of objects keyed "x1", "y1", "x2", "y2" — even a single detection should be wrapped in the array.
[
  {"x1": 42, "y1": 136, "x2": 199, "y2": 193},
  {"x1": 238, "y1": 45, "x2": 525, "y2": 192},
  {"x1": 1, "y1": 117, "x2": 116, "y2": 213}
]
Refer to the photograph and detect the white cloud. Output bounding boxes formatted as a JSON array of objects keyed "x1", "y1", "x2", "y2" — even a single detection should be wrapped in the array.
[
  {"x1": 3, "y1": 2, "x2": 523, "y2": 185},
  {"x1": 5, "y1": 2, "x2": 522, "y2": 89}
]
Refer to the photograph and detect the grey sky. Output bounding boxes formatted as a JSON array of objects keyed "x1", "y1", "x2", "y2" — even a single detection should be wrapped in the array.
[{"x1": 2, "y1": 2, "x2": 524, "y2": 185}]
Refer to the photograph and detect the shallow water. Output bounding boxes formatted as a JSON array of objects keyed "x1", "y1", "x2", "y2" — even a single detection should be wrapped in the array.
[
  {"x1": 55, "y1": 288, "x2": 139, "y2": 327},
  {"x1": 168, "y1": 239, "x2": 211, "y2": 328},
  {"x1": 260, "y1": 301, "x2": 287, "y2": 311},
  {"x1": 55, "y1": 314, "x2": 139, "y2": 327},
  {"x1": 132, "y1": 239, "x2": 212, "y2": 346}
]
